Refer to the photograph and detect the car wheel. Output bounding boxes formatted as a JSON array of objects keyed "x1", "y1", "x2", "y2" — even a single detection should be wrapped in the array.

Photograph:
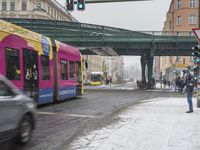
[{"x1": 17, "y1": 115, "x2": 33, "y2": 145}]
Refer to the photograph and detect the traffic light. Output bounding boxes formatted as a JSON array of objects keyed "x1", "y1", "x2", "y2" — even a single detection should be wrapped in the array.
[
  {"x1": 194, "y1": 57, "x2": 200, "y2": 64},
  {"x1": 66, "y1": 0, "x2": 74, "y2": 11},
  {"x1": 77, "y1": 0, "x2": 85, "y2": 11},
  {"x1": 193, "y1": 45, "x2": 200, "y2": 64}
]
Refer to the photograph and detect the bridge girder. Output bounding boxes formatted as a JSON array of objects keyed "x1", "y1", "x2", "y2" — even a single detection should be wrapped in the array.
[{"x1": 2, "y1": 18, "x2": 197, "y2": 56}]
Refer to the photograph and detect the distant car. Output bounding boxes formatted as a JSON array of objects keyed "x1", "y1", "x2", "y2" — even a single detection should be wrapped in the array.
[{"x1": 0, "y1": 74, "x2": 37, "y2": 144}]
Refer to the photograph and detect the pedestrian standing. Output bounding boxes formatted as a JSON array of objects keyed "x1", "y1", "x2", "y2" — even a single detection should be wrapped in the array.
[
  {"x1": 179, "y1": 77, "x2": 185, "y2": 94},
  {"x1": 109, "y1": 77, "x2": 112, "y2": 86},
  {"x1": 175, "y1": 77, "x2": 180, "y2": 92},
  {"x1": 163, "y1": 78, "x2": 167, "y2": 88},
  {"x1": 167, "y1": 81, "x2": 171, "y2": 89},
  {"x1": 185, "y1": 77, "x2": 194, "y2": 113},
  {"x1": 152, "y1": 77, "x2": 155, "y2": 87}
]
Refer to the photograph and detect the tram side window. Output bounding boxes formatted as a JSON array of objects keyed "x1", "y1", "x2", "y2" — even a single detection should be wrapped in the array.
[
  {"x1": 5, "y1": 48, "x2": 20, "y2": 80},
  {"x1": 61, "y1": 59, "x2": 68, "y2": 80},
  {"x1": 76, "y1": 62, "x2": 81, "y2": 82},
  {"x1": 41, "y1": 55, "x2": 50, "y2": 80},
  {"x1": 69, "y1": 61, "x2": 75, "y2": 80}
]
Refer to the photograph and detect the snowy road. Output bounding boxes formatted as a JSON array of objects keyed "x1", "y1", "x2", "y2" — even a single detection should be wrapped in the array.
[{"x1": 67, "y1": 97, "x2": 200, "y2": 150}]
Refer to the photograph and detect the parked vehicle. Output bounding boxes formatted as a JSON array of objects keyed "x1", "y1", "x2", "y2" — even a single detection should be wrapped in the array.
[
  {"x1": 90, "y1": 72, "x2": 105, "y2": 86},
  {"x1": 0, "y1": 19, "x2": 83, "y2": 105},
  {"x1": 0, "y1": 74, "x2": 37, "y2": 144}
]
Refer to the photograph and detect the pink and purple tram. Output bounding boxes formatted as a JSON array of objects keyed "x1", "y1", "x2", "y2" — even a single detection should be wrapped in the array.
[{"x1": 0, "y1": 19, "x2": 83, "y2": 105}]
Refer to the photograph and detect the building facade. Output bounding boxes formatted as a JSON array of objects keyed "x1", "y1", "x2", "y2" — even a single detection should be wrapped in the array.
[
  {"x1": 157, "y1": 0, "x2": 199, "y2": 80},
  {"x1": 83, "y1": 55, "x2": 124, "y2": 84},
  {"x1": 0, "y1": 0, "x2": 76, "y2": 21},
  {"x1": 108, "y1": 56, "x2": 124, "y2": 84},
  {"x1": 163, "y1": 0, "x2": 199, "y2": 32}
]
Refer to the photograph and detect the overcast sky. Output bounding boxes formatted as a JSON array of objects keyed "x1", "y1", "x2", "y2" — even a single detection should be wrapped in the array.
[
  {"x1": 57, "y1": 0, "x2": 171, "y2": 31},
  {"x1": 56, "y1": 0, "x2": 171, "y2": 65}
]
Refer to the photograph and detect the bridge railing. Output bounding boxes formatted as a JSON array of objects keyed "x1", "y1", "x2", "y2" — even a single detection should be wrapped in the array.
[{"x1": 140, "y1": 31, "x2": 195, "y2": 36}]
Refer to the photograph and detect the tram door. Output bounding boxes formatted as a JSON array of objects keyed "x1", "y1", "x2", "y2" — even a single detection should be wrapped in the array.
[{"x1": 23, "y1": 49, "x2": 39, "y2": 101}]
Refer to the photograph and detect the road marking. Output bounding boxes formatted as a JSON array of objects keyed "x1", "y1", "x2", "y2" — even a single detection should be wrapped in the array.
[
  {"x1": 140, "y1": 100, "x2": 152, "y2": 103},
  {"x1": 37, "y1": 111, "x2": 96, "y2": 118},
  {"x1": 37, "y1": 111, "x2": 58, "y2": 115},
  {"x1": 65, "y1": 113, "x2": 96, "y2": 118}
]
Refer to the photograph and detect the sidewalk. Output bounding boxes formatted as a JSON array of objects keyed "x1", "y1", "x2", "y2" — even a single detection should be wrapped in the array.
[{"x1": 68, "y1": 97, "x2": 200, "y2": 150}]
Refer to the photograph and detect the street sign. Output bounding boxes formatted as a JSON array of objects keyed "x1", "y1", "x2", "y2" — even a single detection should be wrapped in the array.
[{"x1": 192, "y1": 28, "x2": 200, "y2": 43}]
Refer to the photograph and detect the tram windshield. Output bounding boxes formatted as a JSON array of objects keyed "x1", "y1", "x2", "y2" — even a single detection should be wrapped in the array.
[{"x1": 91, "y1": 74, "x2": 101, "y2": 82}]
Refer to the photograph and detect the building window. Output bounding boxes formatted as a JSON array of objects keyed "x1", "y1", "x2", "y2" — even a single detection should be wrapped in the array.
[
  {"x1": 177, "y1": 16, "x2": 182, "y2": 25},
  {"x1": 190, "y1": 56, "x2": 193, "y2": 61},
  {"x1": 36, "y1": 2, "x2": 41, "y2": 9},
  {"x1": 189, "y1": 15, "x2": 196, "y2": 24},
  {"x1": 2, "y1": 2, "x2": 7, "y2": 11},
  {"x1": 41, "y1": 55, "x2": 50, "y2": 80},
  {"x1": 10, "y1": 2, "x2": 15, "y2": 11},
  {"x1": 52, "y1": 9, "x2": 54, "y2": 17},
  {"x1": 183, "y1": 58, "x2": 185, "y2": 64},
  {"x1": 51, "y1": 8, "x2": 53, "y2": 16},
  {"x1": 189, "y1": 0, "x2": 196, "y2": 8},
  {"x1": 5, "y1": 48, "x2": 20, "y2": 80},
  {"x1": 176, "y1": 56, "x2": 180, "y2": 62},
  {"x1": 22, "y1": 1, "x2": 27, "y2": 11},
  {"x1": 177, "y1": 0, "x2": 182, "y2": 9}
]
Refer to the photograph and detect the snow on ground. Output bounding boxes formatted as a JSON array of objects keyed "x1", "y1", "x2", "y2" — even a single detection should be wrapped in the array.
[
  {"x1": 85, "y1": 82, "x2": 137, "y2": 90},
  {"x1": 67, "y1": 97, "x2": 200, "y2": 150}
]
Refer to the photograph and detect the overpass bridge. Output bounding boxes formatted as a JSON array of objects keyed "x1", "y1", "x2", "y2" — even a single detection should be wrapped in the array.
[{"x1": 2, "y1": 18, "x2": 197, "y2": 86}]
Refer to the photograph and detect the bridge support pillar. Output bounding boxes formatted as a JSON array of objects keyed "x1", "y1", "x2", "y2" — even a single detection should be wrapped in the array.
[
  {"x1": 147, "y1": 55, "x2": 154, "y2": 84},
  {"x1": 140, "y1": 55, "x2": 146, "y2": 82}
]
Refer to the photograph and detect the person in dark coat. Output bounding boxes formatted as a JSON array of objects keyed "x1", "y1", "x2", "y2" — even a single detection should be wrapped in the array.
[
  {"x1": 163, "y1": 78, "x2": 167, "y2": 88},
  {"x1": 152, "y1": 77, "x2": 155, "y2": 87},
  {"x1": 185, "y1": 76, "x2": 194, "y2": 113},
  {"x1": 179, "y1": 77, "x2": 185, "y2": 94},
  {"x1": 175, "y1": 77, "x2": 180, "y2": 92}
]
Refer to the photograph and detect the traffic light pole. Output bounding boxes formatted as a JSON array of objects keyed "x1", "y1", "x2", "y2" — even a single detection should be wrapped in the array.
[
  {"x1": 193, "y1": 0, "x2": 200, "y2": 108},
  {"x1": 198, "y1": 1, "x2": 200, "y2": 107}
]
